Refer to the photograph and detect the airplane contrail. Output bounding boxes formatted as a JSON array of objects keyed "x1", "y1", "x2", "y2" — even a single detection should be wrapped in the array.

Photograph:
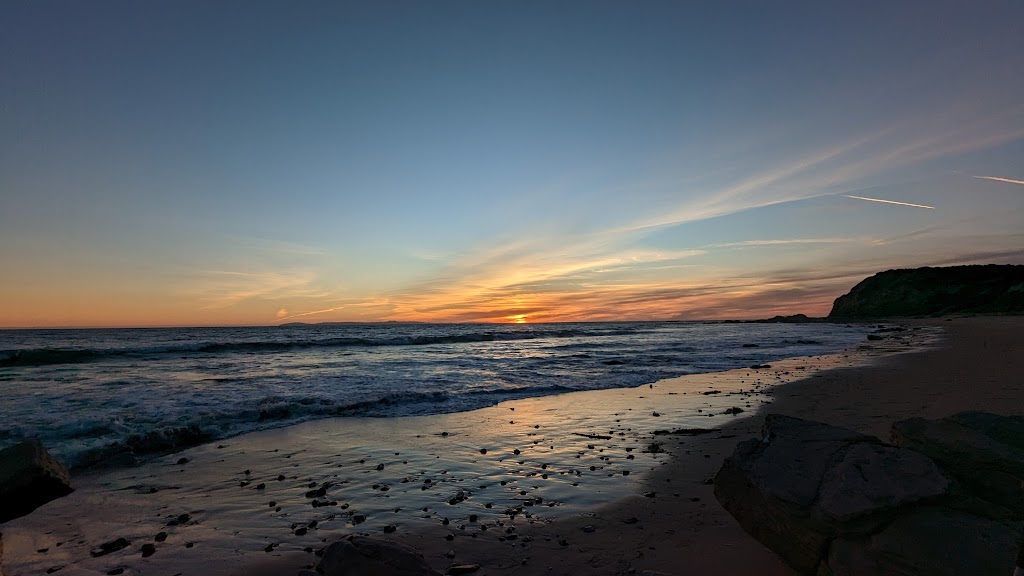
[
  {"x1": 843, "y1": 195, "x2": 935, "y2": 210},
  {"x1": 973, "y1": 175, "x2": 1024, "y2": 186}
]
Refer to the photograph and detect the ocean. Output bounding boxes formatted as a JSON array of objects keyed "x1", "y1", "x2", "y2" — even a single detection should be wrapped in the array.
[{"x1": 0, "y1": 321, "x2": 871, "y2": 469}]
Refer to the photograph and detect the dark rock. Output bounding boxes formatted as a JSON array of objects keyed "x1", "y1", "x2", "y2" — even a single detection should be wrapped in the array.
[
  {"x1": 724, "y1": 407, "x2": 744, "y2": 415},
  {"x1": 828, "y1": 264, "x2": 1024, "y2": 318},
  {"x1": 715, "y1": 413, "x2": 1024, "y2": 575},
  {"x1": 891, "y1": 412, "x2": 1024, "y2": 517},
  {"x1": 154, "y1": 532, "x2": 167, "y2": 542},
  {"x1": 140, "y1": 543, "x2": 156, "y2": 558},
  {"x1": 106, "y1": 569, "x2": 124, "y2": 575},
  {"x1": 742, "y1": 343, "x2": 759, "y2": 347},
  {"x1": 447, "y1": 565, "x2": 481, "y2": 575},
  {"x1": 176, "y1": 457, "x2": 189, "y2": 465},
  {"x1": 0, "y1": 439, "x2": 74, "y2": 522},
  {"x1": 317, "y1": 536, "x2": 442, "y2": 576},
  {"x1": 652, "y1": 427, "x2": 720, "y2": 436},
  {"x1": 90, "y1": 538, "x2": 131, "y2": 558}
]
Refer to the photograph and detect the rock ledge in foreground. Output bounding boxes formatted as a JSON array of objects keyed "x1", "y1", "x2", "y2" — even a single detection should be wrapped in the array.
[
  {"x1": 714, "y1": 413, "x2": 1024, "y2": 575},
  {"x1": 0, "y1": 439, "x2": 73, "y2": 523}
]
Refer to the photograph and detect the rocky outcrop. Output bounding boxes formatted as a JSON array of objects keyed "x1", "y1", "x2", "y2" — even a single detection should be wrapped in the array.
[
  {"x1": 316, "y1": 536, "x2": 441, "y2": 576},
  {"x1": 0, "y1": 439, "x2": 73, "y2": 523},
  {"x1": 714, "y1": 413, "x2": 1024, "y2": 575},
  {"x1": 828, "y1": 264, "x2": 1024, "y2": 318}
]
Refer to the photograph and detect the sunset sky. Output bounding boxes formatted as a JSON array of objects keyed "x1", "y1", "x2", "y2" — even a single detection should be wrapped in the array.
[{"x1": 1, "y1": 1, "x2": 1022, "y2": 327}]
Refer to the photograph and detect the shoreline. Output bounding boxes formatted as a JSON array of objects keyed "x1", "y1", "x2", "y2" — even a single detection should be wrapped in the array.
[{"x1": 0, "y1": 319, "x2": 991, "y2": 576}]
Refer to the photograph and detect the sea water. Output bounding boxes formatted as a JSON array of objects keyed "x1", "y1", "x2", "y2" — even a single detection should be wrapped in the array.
[{"x1": 0, "y1": 321, "x2": 871, "y2": 467}]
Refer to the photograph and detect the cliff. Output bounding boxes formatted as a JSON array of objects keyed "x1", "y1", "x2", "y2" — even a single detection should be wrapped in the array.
[{"x1": 828, "y1": 265, "x2": 1024, "y2": 319}]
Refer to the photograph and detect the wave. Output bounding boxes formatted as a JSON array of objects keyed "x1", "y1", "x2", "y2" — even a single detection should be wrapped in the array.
[
  {"x1": 48, "y1": 385, "x2": 579, "y2": 470},
  {"x1": 0, "y1": 328, "x2": 641, "y2": 367},
  {"x1": 0, "y1": 348, "x2": 106, "y2": 367}
]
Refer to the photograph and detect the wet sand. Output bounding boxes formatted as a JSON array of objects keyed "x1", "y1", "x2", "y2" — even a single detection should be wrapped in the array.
[{"x1": 5, "y1": 318, "x2": 1020, "y2": 576}]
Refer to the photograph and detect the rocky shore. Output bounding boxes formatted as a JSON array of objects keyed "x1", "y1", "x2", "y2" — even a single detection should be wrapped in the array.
[{"x1": 1, "y1": 317, "x2": 1021, "y2": 575}]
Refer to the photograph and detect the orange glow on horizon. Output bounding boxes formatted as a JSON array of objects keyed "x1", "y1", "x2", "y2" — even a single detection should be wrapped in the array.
[{"x1": 507, "y1": 314, "x2": 528, "y2": 324}]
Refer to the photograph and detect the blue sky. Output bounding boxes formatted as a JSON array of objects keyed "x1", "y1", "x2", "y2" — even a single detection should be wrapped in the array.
[{"x1": 1, "y1": 1, "x2": 1022, "y2": 326}]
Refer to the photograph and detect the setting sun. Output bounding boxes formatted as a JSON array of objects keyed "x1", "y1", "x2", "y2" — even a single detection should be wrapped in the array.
[{"x1": 508, "y1": 314, "x2": 528, "y2": 324}]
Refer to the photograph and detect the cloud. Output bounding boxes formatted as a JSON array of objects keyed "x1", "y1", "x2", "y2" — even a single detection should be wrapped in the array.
[
  {"x1": 276, "y1": 308, "x2": 288, "y2": 319},
  {"x1": 842, "y1": 195, "x2": 935, "y2": 210},
  {"x1": 973, "y1": 175, "x2": 1024, "y2": 186}
]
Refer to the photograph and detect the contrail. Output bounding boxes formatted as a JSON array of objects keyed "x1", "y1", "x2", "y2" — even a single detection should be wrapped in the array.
[
  {"x1": 278, "y1": 306, "x2": 346, "y2": 321},
  {"x1": 843, "y1": 195, "x2": 935, "y2": 210},
  {"x1": 973, "y1": 175, "x2": 1024, "y2": 186}
]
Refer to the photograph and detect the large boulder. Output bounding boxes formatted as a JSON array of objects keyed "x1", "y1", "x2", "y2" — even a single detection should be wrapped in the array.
[
  {"x1": 316, "y1": 536, "x2": 441, "y2": 576},
  {"x1": 0, "y1": 439, "x2": 73, "y2": 523},
  {"x1": 713, "y1": 414, "x2": 1019, "y2": 575},
  {"x1": 891, "y1": 412, "x2": 1024, "y2": 517}
]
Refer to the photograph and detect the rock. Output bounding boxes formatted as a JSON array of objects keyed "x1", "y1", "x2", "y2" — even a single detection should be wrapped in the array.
[
  {"x1": 176, "y1": 457, "x2": 189, "y2": 465},
  {"x1": 140, "y1": 543, "x2": 156, "y2": 557},
  {"x1": 714, "y1": 415, "x2": 952, "y2": 574},
  {"x1": 891, "y1": 412, "x2": 1024, "y2": 517},
  {"x1": 90, "y1": 538, "x2": 131, "y2": 558},
  {"x1": 446, "y1": 565, "x2": 480, "y2": 575},
  {"x1": 716, "y1": 413, "x2": 1024, "y2": 574},
  {"x1": 0, "y1": 439, "x2": 74, "y2": 522},
  {"x1": 815, "y1": 443, "x2": 948, "y2": 522},
  {"x1": 317, "y1": 536, "x2": 441, "y2": 576},
  {"x1": 821, "y1": 507, "x2": 1022, "y2": 576}
]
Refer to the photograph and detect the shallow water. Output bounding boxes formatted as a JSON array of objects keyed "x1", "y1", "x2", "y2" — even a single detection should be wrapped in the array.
[{"x1": 0, "y1": 321, "x2": 872, "y2": 467}]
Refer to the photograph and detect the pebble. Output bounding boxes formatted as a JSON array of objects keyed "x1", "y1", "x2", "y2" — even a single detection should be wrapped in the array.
[
  {"x1": 140, "y1": 543, "x2": 156, "y2": 558},
  {"x1": 176, "y1": 457, "x2": 189, "y2": 465},
  {"x1": 154, "y1": 532, "x2": 167, "y2": 542}
]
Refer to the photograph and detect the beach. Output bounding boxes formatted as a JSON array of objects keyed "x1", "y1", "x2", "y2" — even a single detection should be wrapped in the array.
[{"x1": 2, "y1": 317, "x2": 1020, "y2": 575}]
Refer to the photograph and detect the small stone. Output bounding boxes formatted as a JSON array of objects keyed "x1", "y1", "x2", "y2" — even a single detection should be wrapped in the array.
[
  {"x1": 582, "y1": 525, "x2": 596, "y2": 533},
  {"x1": 154, "y1": 531, "x2": 167, "y2": 542},
  {"x1": 447, "y1": 564, "x2": 481, "y2": 575},
  {"x1": 176, "y1": 457, "x2": 189, "y2": 465},
  {"x1": 140, "y1": 543, "x2": 156, "y2": 557},
  {"x1": 294, "y1": 527, "x2": 307, "y2": 536},
  {"x1": 106, "y1": 569, "x2": 124, "y2": 575},
  {"x1": 383, "y1": 524, "x2": 397, "y2": 533},
  {"x1": 445, "y1": 533, "x2": 455, "y2": 541},
  {"x1": 256, "y1": 483, "x2": 266, "y2": 490},
  {"x1": 376, "y1": 463, "x2": 385, "y2": 471},
  {"x1": 90, "y1": 538, "x2": 131, "y2": 557},
  {"x1": 480, "y1": 448, "x2": 487, "y2": 454}
]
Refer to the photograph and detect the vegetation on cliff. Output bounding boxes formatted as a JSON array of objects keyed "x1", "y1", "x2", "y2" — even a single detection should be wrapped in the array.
[{"x1": 829, "y1": 265, "x2": 1024, "y2": 318}]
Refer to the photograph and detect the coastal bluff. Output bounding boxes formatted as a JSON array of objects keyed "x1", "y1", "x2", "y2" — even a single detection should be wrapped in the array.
[{"x1": 828, "y1": 264, "x2": 1024, "y2": 319}]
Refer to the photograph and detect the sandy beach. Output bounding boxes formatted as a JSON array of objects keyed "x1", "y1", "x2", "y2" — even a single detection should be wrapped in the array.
[{"x1": 2, "y1": 317, "x2": 1021, "y2": 576}]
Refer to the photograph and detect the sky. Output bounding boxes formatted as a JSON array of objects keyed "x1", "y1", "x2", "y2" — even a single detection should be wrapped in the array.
[{"x1": 1, "y1": 1, "x2": 1022, "y2": 328}]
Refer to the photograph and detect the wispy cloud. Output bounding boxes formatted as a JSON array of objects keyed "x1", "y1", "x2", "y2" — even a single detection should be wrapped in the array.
[
  {"x1": 973, "y1": 175, "x2": 1024, "y2": 186},
  {"x1": 842, "y1": 195, "x2": 935, "y2": 210}
]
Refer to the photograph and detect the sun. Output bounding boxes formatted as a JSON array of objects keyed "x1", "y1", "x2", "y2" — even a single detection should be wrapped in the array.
[{"x1": 507, "y1": 314, "x2": 528, "y2": 324}]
